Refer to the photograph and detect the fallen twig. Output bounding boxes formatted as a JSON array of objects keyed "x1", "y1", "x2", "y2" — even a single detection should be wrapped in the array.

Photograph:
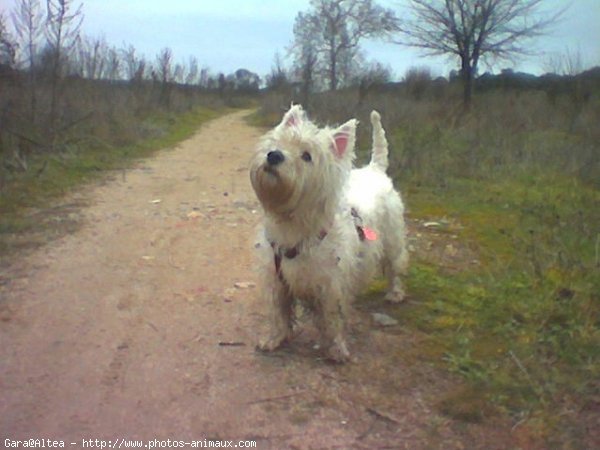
[
  {"x1": 318, "y1": 370, "x2": 348, "y2": 383},
  {"x1": 218, "y1": 341, "x2": 246, "y2": 347},
  {"x1": 366, "y1": 407, "x2": 402, "y2": 425},
  {"x1": 247, "y1": 391, "x2": 305, "y2": 405}
]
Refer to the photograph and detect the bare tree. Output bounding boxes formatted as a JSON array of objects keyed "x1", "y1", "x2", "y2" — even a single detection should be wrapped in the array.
[
  {"x1": 185, "y1": 56, "x2": 198, "y2": 85},
  {"x1": 266, "y1": 52, "x2": 290, "y2": 91},
  {"x1": 76, "y1": 35, "x2": 108, "y2": 79},
  {"x1": 396, "y1": 0, "x2": 563, "y2": 107},
  {"x1": 11, "y1": 0, "x2": 44, "y2": 122},
  {"x1": 0, "y1": 12, "x2": 17, "y2": 170},
  {"x1": 198, "y1": 66, "x2": 210, "y2": 89},
  {"x1": 45, "y1": 0, "x2": 83, "y2": 133},
  {"x1": 173, "y1": 61, "x2": 185, "y2": 84},
  {"x1": 403, "y1": 66, "x2": 433, "y2": 100},
  {"x1": 292, "y1": 28, "x2": 319, "y2": 103},
  {"x1": 355, "y1": 60, "x2": 391, "y2": 106},
  {"x1": 104, "y1": 45, "x2": 120, "y2": 80},
  {"x1": 155, "y1": 47, "x2": 173, "y2": 84},
  {"x1": 0, "y1": 13, "x2": 17, "y2": 68},
  {"x1": 543, "y1": 46, "x2": 584, "y2": 76},
  {"x1": 122, "y1": 44, "x2": 146, "y2": 83},
  {"x1": 292, "y1": 0, "x2": 398, "y2": 91},
  {"x1": 156, "y1": 47, "x2": 173, "y2": 105}
]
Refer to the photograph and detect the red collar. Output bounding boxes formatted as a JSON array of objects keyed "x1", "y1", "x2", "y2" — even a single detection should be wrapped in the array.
[
  {"x1": 270, "y1": 229, "x2": 328, "y2": 278},
  {"x1": 269, "y1": 207, "x2": 372, "y2": 280}
]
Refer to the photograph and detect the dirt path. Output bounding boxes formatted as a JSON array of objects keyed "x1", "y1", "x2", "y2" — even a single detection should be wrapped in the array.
[{"x1": 1, "y1": 111, "x2": 516, "y2": 449}]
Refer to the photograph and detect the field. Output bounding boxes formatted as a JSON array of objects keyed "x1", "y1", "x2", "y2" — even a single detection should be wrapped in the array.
[
  {"x1": 2, "y1": 0, "x2": 598, "y2": 446},
  {"x1": 0, "y1": 68, "x2": 254, "y2": 256},
  {"x1": 0, "y1": 104, "x2": 224, "y2": 256},
  {"x1": 1, "y1": 66, "x2": 598, "y2": 446},
  {"x1": 258, "y1": 77, "x2": 599, "y2": 445}
]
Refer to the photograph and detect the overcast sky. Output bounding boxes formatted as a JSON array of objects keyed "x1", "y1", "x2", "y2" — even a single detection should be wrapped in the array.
[{"x1": 2, "y1": 0, "x2": 599, "y2": 80}]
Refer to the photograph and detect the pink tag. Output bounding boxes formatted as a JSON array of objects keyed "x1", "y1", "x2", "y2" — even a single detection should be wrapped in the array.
[{"x1": 363, "y1": 227, "x2": 377, "y2": 241}]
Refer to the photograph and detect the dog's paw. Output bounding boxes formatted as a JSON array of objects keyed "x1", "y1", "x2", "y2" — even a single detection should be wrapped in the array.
[
  {"x1": 326, "y1": 338, "x2": 351, "y2": 363},
  {"x1": 385, "y1": 287, "x2": 406, "y2": 303},
  {"x1": 256, "y1": 333, "x2": 288, "y2": 352}
]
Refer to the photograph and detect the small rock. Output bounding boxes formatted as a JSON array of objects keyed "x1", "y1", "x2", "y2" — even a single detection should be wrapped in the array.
[
  {"x1": 424, "y1": 221, "x2": 441, "y2": 228},
  {"x1": 445, "y1": 244, "x2": 458, "y2": 257},
  {"x1": 223, "y1": 287, "x2": 237, "y2": 301},
  {"x1": 234, "y1": 281, "x2": 256, "y2": 289},
  {"x1": 372, "y1": 312, "x2": 398, "y2": 327},
  {"x1": 187, "y1": 211, "x2": 204, "y2": 219}
]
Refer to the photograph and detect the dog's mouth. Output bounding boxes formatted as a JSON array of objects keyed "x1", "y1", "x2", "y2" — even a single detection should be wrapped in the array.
[{"x1": 262, "y1": 165, "x2": 279, "y2": 177}]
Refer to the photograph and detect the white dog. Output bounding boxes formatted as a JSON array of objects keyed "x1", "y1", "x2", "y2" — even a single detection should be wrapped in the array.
[{"x1": 250, "y1": 105, "x2": 408, "y2": 362}]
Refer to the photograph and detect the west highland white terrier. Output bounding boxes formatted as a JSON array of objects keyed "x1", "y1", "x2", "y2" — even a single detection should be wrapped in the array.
[{"x1": 250, "y1": 105, "x2": 408, "y2": 362}]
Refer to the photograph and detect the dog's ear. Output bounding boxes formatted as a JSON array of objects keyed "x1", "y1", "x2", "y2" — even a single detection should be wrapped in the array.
[
  {"x1": 331, "y1": 119, "x2": 357, "y2": 159},
  {"x1": 279, "y1": 104, "x2": 304, "y2": 129}
]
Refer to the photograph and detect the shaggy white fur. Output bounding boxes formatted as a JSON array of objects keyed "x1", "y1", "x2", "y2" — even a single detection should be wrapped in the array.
[{"x1": 250, "y1": 105, "x2": 408, "y2": 362}]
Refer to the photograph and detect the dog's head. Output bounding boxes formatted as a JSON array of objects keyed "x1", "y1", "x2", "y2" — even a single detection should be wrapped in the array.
[{"x1": 250, "y1": 105, "x2": 356, "y2": 218}]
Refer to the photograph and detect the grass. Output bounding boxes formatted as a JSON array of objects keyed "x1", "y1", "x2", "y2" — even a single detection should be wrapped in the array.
[
  {"x1": 386, "y1": 173, "x2": 599, "y2": 443},
  {"x1": 258, "y1": 86, "x2": 599, "y2": 444},
  {"x1": 0, "y1": 106, "x2": 222, "y2": 256}
]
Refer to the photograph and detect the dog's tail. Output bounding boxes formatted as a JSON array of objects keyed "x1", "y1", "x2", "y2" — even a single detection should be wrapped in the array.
[{"x1": 369, "y1": 110, "x2": 388, "y2": 172}]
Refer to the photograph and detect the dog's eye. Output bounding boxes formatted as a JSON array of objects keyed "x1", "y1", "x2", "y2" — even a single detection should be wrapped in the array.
[{"x1": 301, "y1": 151, "x2": 312, "y2": 162}]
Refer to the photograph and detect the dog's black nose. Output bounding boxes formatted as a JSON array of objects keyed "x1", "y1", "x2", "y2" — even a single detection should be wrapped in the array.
[{"x1": 267, "y1": 150, "x2": 285, "y2": 166}]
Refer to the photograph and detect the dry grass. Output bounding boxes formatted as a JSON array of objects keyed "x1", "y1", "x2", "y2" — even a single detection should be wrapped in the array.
[
  {"x1": 257, "y1": 80, "x2": 600, "y2": 447},
  {"x1": 259, "y1": 80, "x2": 599, "y2": 185}
]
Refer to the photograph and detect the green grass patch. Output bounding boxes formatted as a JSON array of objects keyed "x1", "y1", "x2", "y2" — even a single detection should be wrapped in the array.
[
  {"x1": 0, "y1": 107, "x2": 222, "y2": 256},
  {"x1": 393, "y1": 174, "x2": 599, "y2": 443}
]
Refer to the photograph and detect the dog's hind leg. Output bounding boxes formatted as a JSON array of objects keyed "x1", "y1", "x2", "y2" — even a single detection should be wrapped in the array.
[
  {"x1": 384, "y1": 255, "x2": 408, "y2": 303},
  {"x1": 383, "y1": 200, "x2": 409, "y2": 303}
]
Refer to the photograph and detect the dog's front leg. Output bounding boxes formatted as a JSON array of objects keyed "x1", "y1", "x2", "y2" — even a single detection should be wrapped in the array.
[
  {"x1": 257, "y1": 275, "x2": 294, "y2": 352},
  {"x1": 316, "y1": 285, "x2": 351, "y2": 362}
]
